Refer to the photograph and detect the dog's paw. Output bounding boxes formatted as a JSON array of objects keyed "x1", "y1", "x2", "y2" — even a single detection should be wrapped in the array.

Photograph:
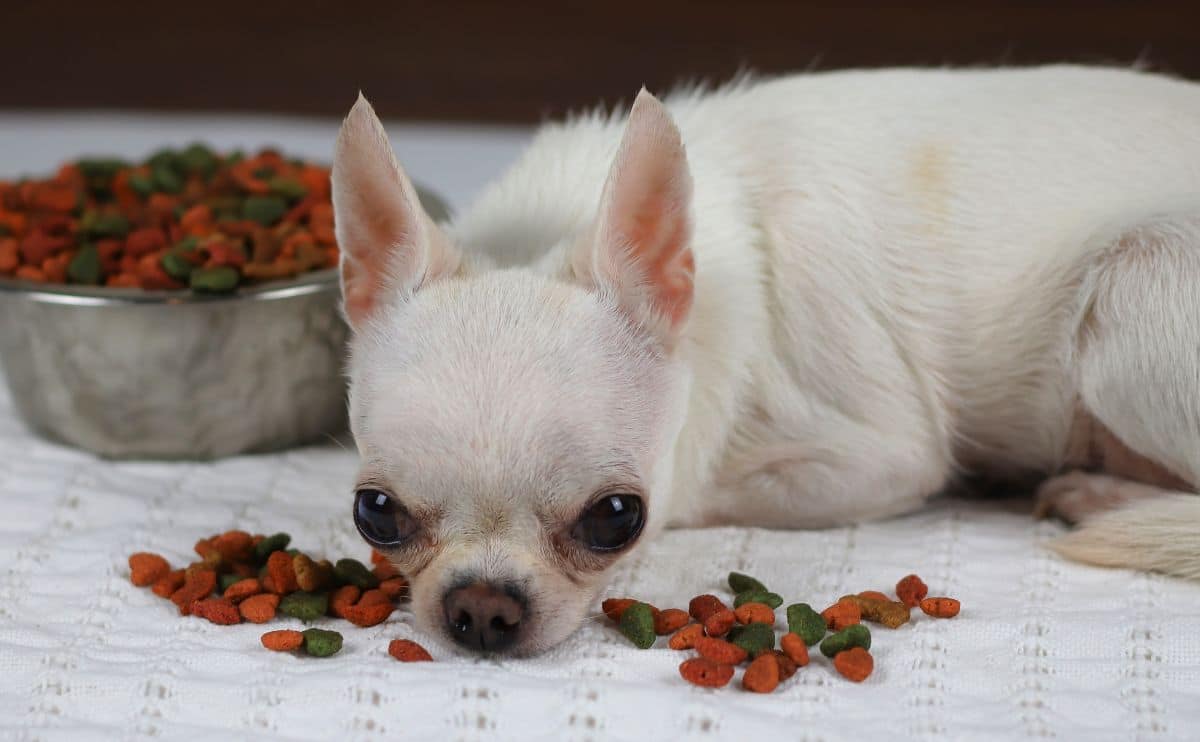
[{"x1": 1033, "y1": 471, "x2": 1155, "y2": 524}]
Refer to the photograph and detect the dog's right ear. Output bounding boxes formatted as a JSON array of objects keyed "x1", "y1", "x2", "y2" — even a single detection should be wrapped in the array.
[{"x1": 332, "y1": 93, "x2": 459, "y2": 330}]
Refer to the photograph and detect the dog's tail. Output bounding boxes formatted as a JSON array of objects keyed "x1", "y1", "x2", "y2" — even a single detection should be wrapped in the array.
[{"x1": 1050, "y1": 494, "x2": 1200, "y2": 580}]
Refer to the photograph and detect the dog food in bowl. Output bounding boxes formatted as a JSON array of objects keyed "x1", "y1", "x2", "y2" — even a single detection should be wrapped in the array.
[{"x1": 0, "y1": 146, "x2": 337, "y2": 293}]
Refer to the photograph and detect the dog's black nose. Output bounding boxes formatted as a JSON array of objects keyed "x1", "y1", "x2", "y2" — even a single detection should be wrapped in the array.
[{"x1": 443, "y1": 582, "x2": 524, "y2": 652}]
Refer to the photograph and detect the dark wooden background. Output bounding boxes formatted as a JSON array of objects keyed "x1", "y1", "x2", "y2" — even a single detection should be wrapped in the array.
[{"x1": 3, "y1": 1, "x2": 1196, "y2": 123}]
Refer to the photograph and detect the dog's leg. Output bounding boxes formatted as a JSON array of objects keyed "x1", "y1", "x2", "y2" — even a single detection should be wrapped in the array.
[{"x1": 1047, "y1": 216, "x2": 1200, "y2": 578}]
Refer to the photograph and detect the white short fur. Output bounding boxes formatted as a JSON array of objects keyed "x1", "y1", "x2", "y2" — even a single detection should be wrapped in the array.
[{"x1": 333, "y1": 65, "x2": 1200, "y2": 653}]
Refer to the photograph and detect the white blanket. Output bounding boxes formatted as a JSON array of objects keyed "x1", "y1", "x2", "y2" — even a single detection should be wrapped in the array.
[{"x1": 2, "y1": 115, "x2": 1200, "y2": 742}]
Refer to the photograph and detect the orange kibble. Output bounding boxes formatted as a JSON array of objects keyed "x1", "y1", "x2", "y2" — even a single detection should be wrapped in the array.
[
  {"x1": 330, "y1": 585, "x2": 361, "y2": 619},
  {"x1": 734, "y1": 602, "x2": 775, "y2": 626},
  {"x1": 694, "y1": 636, "x2": 748, "y2": 665},
  {"x1": 369, "y1": 549, "x2": 388, "y2": 565},
  {"x1": 688, "y1": 594, "x2": 727, "y2": 623},
  {"x1": 239, "y1": 593, "x2": 281, "y2": 624},
  {"x1": 128, "y1": 552, "x2": 171, "y2": 587},
  {"x1": 780, "y1": 632, "x2": 810, "y2": 667},
  {"x1": 191, "y1": 597, "x2": 241, "y2": 625},
  {"x1": 602, "y1": 598, "x2": 637, "y2": 622},
  {"x1": 679, "y1": 657, "x2": 734, "y2": 688},
  {"x1": 388, "y1": 639, "x2": 433, "y2": 662},
  {"x1": 372, "y1": 558, "x2": 400, "y2": 581},
  {"x1": 15, "y1": 265, "x2": 46, "y2": 282},
  {"x1": 210, "y1": 530, "x2": 255, "y2": 562},
  {"x1": 151, "y1": 569, "x2": 186, "y2": 598},
  {"x1": 919, "y1": 597, "x2": 961, "y2": 618},
  {"x1": 821, "y1": 597, "x2": 862, "y2": 631},
  {"x1": 858, "y1": 590, "x2": 892, "y2": 603},
  {"x1": 378, "y1": 577, "x2": 408, "y2": 601},
  {"x1": 770, "y1": 649, "x2": 799, "y2": 680},
  {"x1": 221, "y1": 578, "x2": 262, "y2": 603},
  {"x1": 170, "y1": 568, "x2": 216, "y2": 615},
  {"x1": 668, "y1": 623, "x2": 704, "y2": 650},
  {"x1": 261, "y1": 629, "x2": 304, "y2": 652},
  {"x1": 833, "y1": 647, "x2": 874, "y2": 682},
  {"x1": 266, "y1": 550, "x2": 299, "y2": 594},
  {"x1": 654, "y1": 608, "x2": 690, "y2": 635},
  {"x1": 896, "y1": 574, "x2": 929, "y2": 608},
  {"x1": 343, "y1": 593, "x2": 395, "y2": 627},
  {"x1": 742, "y1": 652, "x2": 781, "y2": 693},
  {"x1": 0, "y1": 238, "x2": 18, "y2": 274},
  {"x1": 703, "y1": 608, "x2": 736, "y2": 637}
]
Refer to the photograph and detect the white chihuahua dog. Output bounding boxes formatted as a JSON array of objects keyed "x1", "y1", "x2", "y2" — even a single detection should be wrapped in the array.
[{"x1": 332, "y1": 65, "x2": 1200, "y2": 655}]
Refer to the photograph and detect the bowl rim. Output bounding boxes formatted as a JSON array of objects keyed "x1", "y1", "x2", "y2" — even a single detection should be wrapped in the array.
[{"x1": 0, "y1": 267, "x2": 339, "y2": 306}]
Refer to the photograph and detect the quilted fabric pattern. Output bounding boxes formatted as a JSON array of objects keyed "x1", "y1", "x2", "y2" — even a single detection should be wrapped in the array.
[{"x1": 2, "y1": 375, "x2": 1200, "y2": 741}]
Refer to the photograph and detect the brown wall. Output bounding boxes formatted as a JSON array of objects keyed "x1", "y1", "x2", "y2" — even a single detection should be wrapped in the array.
[{"x1": 3, "y1": 1, "x2": 1196, "y2": 122}]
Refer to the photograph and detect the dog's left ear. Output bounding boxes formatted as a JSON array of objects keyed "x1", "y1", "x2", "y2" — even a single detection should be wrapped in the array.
[
  {"x1": 573, "y1": 88, "x2": 695, "y2": 347},
  {"x1": 332, "y1": 93, "x2": 460, "y2": 330}
]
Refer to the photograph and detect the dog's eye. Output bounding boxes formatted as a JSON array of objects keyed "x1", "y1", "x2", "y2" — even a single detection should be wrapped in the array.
[
  {"x1": 353, "y1": 489, "x2": 417, "y2": 548},
  {"x1": 572, "y1": 494, "x2": 644, "y2": 551}
]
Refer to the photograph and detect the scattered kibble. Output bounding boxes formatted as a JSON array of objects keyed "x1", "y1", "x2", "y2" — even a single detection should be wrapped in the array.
[
  {"x1": 734, "y1": 602, "x2": 775, "y2": 626},
  {"x1": 729, "y1": 621, "x2": 776, "y2": 657},
  {"x1": 821, "y1": 597, "x2": 862, "y2": 631},
  {"x1": 733, "y1": 589, "x2": 783, "y2": 609},
  {"x1": 601, "y1": 598, "x2": 639, "y2": 622},
  {"x1": 820, "y1": 624, "x2": 872, "y2": 659},
  {"x1": 128, "y1": 528, "x2": 410, "y2": 659},
  {"x1": 703, "y1": 608, "x2": 736, "y2": 638},
  {"x1": 896, "y1": 574, "x2": 929, "y2": 608},
  {"x1": 742, "y1": 652, "x2": 781, "y2": 693},
  {"x1": 301, "y1": 628, "x2": 343, "y2": 657},
  {"x1": 261, "y1": 629, "x2": 305, "y2": 652},
  {"x1": 785, "y1": 603, "x2": 827, "y2": 646},
  {"x1": 618, "y1": 602, "x2": 657, "y2": 649},
  {"x1": 654, "y1": 608, "x2": 690, "y2": 635},
  {"x1": 727, "y1": 572, "x2": 767, "y2": 594},
  {"x1": 388, "y1": 639, "x2": 433, "y2": 662},
  {"x1": 668, "y1": 623, "x2": 704, "y2": 650},
  {"x1": 694, "y1": 636, "x2": 749, "y2": 665},
  {"x1": 833, "y1": 647, "x2": 874, "y2": 682},
  {"x1": 780, "y1": 632, "x2": 810, "y2": 666},
  {"x1": 334, "y1": 558, "x2": 379, "y2": 590},
  {"x1": 844, "y1": 594, "x2": 910, "y2": 629},
  {"x1": 128, "y1": 552, "x2": 170, "y2": 587},
  {"x1": 688, "y1": 594, "x2": 727, "y2": 623},
  {"x1": 920, "y1": 597, "x2": 961, "y2": 618},
  {"x1": 679, "y1": 657, "x2": 735, "y2": 688}
]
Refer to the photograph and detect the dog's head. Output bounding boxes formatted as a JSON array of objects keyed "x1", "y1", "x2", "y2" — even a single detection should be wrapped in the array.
[{"x1": 331, "y1": 90, "x2": 695, "y2": 655}]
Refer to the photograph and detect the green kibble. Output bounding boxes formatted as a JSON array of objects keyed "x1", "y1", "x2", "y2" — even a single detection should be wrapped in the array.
[
  {"x1": 224, "y1": 150, "x2": 245, "y2": 166},
  {"x1": 129, "y1": 173, "x2": 156, "y2": 197},
  {"x1": 618, "y1": 602, "x2": 656, "y2": 649},
  {"x1": 727, "y1": 572, "x2": 767, "y2": 594},
  {"x1": 301, "y1": 628, "x2": 343, "y2": 657},
  {"x1": 77, "y1": 158, "x2": 130, "y2": 180},
  {"x1": 819, "y1": 623, "x2": 871, "y2": 658},
  {"x1": 279, "y1": 591, "x2": 330, "y2": 622},
  {"x1": 728, "y1": 621, "x2": 775, "y2": 657},
  {"x1": 252, "y1": 166, "x2": 276, "y2": 180},
  {"x1": 190, "y1": 266, "x2": 240, "y2": 293},
  {"x1": 268, "y1": 177, "x2": 308, "y2": 201},
  {"x1": 160, "y1": 252, "x2": 193, "y2": 281},
  {"x1": 0, "y1": 224, "x2": 9, "y2": 237},
  {"x1": 253, "y1": 532, "x2": 291, "y2": 562},
  {"x1": 786, "y1": 603, "x2": 827, "y2": 646},
  {"x1": 174, "y1": 236, "x2": 199, "y2": 253},
  {"x1": 80, "y1": 211, "x2": 130, "y2": 238},
  {"x1": 241, "y1": 195, "x2": 288, "y2": 226},
  {"x1": 733, "y1": 589, "x2": 783, "y2": 609},
  {"x1": 67, "y1": 245, "x2": 102, "y2": 285},
  {"x1": 152, "y1": 165, "x2": 183, "y2": 194},
  {"x1": 219, "y1": 573, "x2": 250, "y2": 591},
  {"x1": 334, "y1": 558, "x2": 379, "y2": 589},
  {"x1": 180, "y1": 143, "x2": 218, "y2": 177}
]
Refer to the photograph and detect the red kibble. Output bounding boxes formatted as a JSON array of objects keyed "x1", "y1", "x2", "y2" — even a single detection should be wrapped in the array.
[{"x1": 388, "y1": 639, "x2": 433, "y2": 662}]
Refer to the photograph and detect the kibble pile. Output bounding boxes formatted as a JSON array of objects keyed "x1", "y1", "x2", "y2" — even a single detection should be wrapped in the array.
[
  {"x1": 0, "y1": 147, "x2": 337, "y2": 292},
  {"x1": 605, "y1": 571, "x2": 960, "y2": 691}
]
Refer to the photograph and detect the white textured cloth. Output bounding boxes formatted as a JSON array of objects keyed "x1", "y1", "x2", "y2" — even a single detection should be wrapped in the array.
[
  {"x1": 3, "y1": 114, "x2": 1200, "y2": 741},
  {"x1": 2, "y1": 376, "x2": 1200, "y2": 741}
]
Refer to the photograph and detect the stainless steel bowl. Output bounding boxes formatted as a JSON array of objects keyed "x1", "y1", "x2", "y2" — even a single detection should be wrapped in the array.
[{"x1": 0, "y1": 186, "x2": 450, "y2": 460}]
